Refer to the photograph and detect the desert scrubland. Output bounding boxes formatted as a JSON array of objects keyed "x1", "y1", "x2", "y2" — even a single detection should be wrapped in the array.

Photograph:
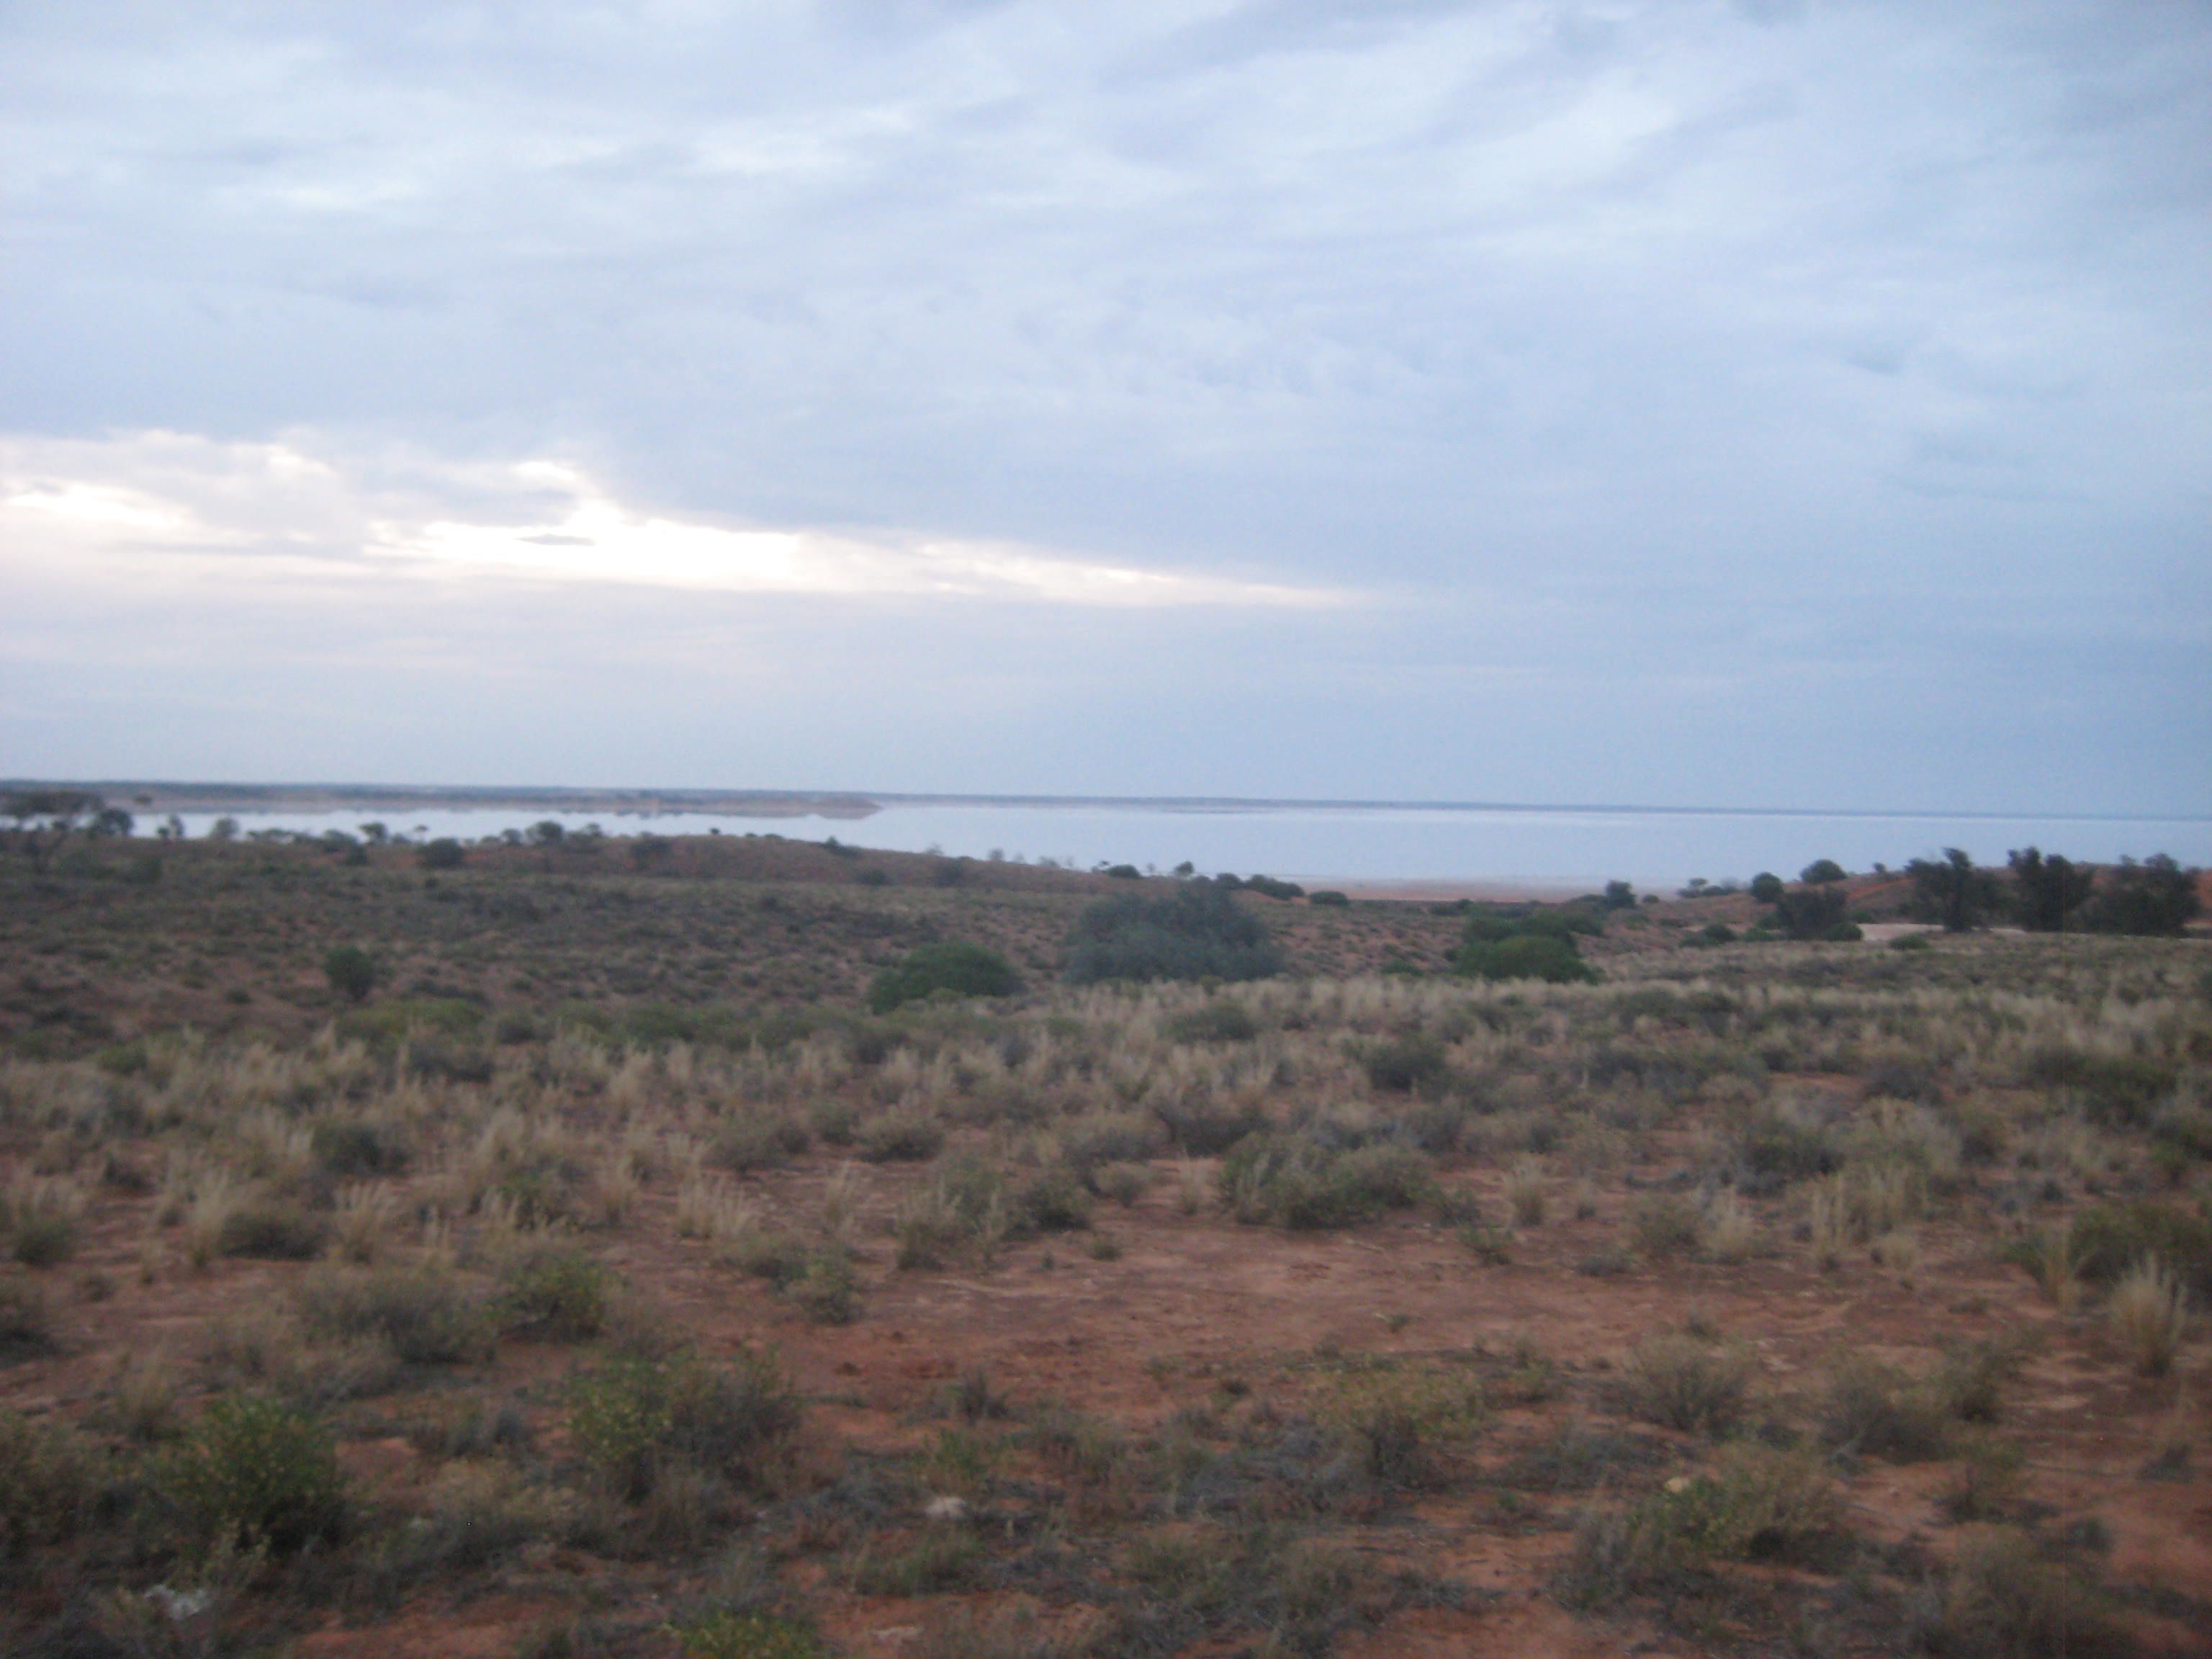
[{"x1": 1, "y1": 831, "x2": 2207, "y2": 1658}]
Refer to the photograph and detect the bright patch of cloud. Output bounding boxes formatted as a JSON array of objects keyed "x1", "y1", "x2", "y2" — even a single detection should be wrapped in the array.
[{"x1": 0, "y1": 432, "x2": 1351, "y2": 609}]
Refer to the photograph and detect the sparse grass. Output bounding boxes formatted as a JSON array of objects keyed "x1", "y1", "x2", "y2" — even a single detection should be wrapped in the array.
[
  {"x1": 1220, "y1": 1133, "x2": 1431, "y2": 1228},
  {"x1": 1557, "y1": 1442, "x2": 1843, "y2": 1609},
  {"x1": 1503, "y1": 1156, "x2": 1549, "y2": 1226}
]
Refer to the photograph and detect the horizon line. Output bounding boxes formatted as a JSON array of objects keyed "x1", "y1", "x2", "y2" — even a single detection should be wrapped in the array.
[{"x1": 8, "y1": 778, "x2": 2208, "y2": 826}]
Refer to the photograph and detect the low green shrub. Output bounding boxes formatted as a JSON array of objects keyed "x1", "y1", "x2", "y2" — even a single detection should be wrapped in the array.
[
  {"x1": 0, "y1": 1408, "x2": 97, "y2": 1555},
  {"x1": 310, "y1": 1116, "x2": 410, "y2": 1177},
  {"x1": 323, "y1": 945, "x2": 379, "y2": 1003},
  {"x1": 2068, "y1": 1200, "x2": 2212, "y2": 1298},
  {"x1": 1321, "y1": 1363, "x2": 1488, "y2": 1486},
  {"x1": 2026, "y1": 1050, "x2": 2179, "y2": 1128},
  {"x1": 1627, "y1": 1192, "x2": 1704, "y2": 1259},
  {"x1": 568, "y1": 1349, "x2": 799, "y2": 1504},
  {"x1": 299, "y1": 1264, "x2": 491, "y2": 1365},
  {"x1": 709, "y1": 1110, "x2": 811, "y2": 1172},
  {"x1": 855, "y1": 1108, "x2": 945, "y2": 1164},
  {"x1": 158, "y1": 1396, "x2": 347, "y2": 1555},
  {"x1": 1817, "y1": 1354, "x2": 1951, "y2": 1462},
  {"x1": 868, "y1": 943, "x2": 1020, "y2": 1013},
  {"x1": 1619, "y1": 1334, "x2": 1753, "y2": 1435},
  {"x1": 501, "y1": 1247, "x2": 613, "y2": 1341},
  {"x1": 219, "y1": 1200, "x2": 329, "y2": 1261},
  {"x1": 1359, "y1": 1034, "x2": 1448, "y2": 1094},
  {"x1": 784, "y1": 1249, "x2": 860, "y2": 1325},
  {"x1": 1928, "y1": 1527, "x2": 2133, "y2": 1658},
  {"x1": 1064, "y1": 882, "x2": 1282, "y2": 985},
  {"x1": 1455, "y1": 933, "x2": 1598, "y2": 984}
]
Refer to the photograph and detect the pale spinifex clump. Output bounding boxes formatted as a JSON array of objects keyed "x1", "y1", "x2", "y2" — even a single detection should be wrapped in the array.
[{"x1": 2109, "y1": 1258, "x2": 2188, "y2": 1377}]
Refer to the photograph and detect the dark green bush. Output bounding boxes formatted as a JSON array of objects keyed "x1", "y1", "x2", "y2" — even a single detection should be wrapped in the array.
[
  {"x1": 1455, "y1": 934, "x2": 1598, "y2": 984},
  {"x1": 1908, "y1": 849, "x2": 2004, "y2": 932},
  {"x1": 159, "y1": 1397, "x2": 346, "y2": 1554},
  {"x1": 2027, "y1": 1049, "x2": 2179, "y2": 1127},
  {"x1": 2008, "y1": 847, "x2": 2095, "y2": 932},
  {"x1": 1064, "y1": 881, "x2": 1282, "y2": 984},
  {"x1": 2080, "y1": 853, "x2": 2202, "y2": 938},
  {"x1": 323, "y1": 944, "x2": 379, "y2": 1003},
  {"x1": 417, "y1": 838, "x2": 466, "y2": 871},
  {"x1": 1309, "y1": 890, "x2": 1350, "y2": 907},
  {"x1": 1800, "y1": 859, "x2": 1848, "y2": 884},
  {"x1": 2067, "y1": 1201, "x2": 2212, "y2": 1298},
  {"x1": 868, "y1": 943, "x2": 1020, "y2": 1013},
  {"x1": 1359, "y1": 1034, "x2": 1448, "y2": 1094},
  {"x1": 1770, "y1": 884, "x2": 1848, "y2": 940},
  {"x1": 0, "y1": 1272, "x2": 55, "y2": 1362},
  {"x1": 568, "y1": 1349, "x2": 798, "y2": 1503},
  {"x1": 310, "y1": 1116, "x2": 409, "y2": 1177},
  {"x1": 0, "y1": 1409, "x2": 96, "y2": 1555}
]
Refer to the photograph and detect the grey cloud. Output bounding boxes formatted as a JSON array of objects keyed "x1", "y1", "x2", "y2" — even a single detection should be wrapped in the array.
[{"x1": 1, "y1": 0, "x2": 2206, "y2": 811}]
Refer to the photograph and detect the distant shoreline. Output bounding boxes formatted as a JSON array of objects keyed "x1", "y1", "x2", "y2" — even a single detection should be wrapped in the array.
[{"x1": 6, "y1": 779, "x2": 2205, "y2": 826}]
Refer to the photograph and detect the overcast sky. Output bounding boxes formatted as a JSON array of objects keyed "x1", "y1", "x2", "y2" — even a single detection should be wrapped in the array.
[{"x1": 3, "y1": 0, "x2": 2207, "y2": 811}]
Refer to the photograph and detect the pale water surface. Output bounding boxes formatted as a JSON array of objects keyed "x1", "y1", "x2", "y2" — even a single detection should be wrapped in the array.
[{"x1": 163, "y1": 801, "x2": 2212, "y2": 890}]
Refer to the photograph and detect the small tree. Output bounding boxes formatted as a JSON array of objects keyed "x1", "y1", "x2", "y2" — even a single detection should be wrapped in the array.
[
  {"x1": 2080, "y1": 855, "x2": 2202, "y2": 938},
  {"x1": 1601, "y1": 879, "x2": 1637, "y2": 909},
  {"x1": 1771, "y1": 884, "x2": 1851, "y2": 940},
  {"x1": 417, "y1": 837, "x2": 465, "y2": 871},
  {"x1": 2008, "y1": 847, "x2": 2095, "y2": 932},
  {"x1": 323, "y1": 945, "x2": 378, "y2": 1003},
  {"x1": 1907, "y1": 848, "x2": 2002, "y2": 932},
  {"x1": 1749, "y1": 872, "x2": 1784, "y2": 904},
  {"x1": 1799, "y1": 859, "x2": 1847, "y2": 885}
]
